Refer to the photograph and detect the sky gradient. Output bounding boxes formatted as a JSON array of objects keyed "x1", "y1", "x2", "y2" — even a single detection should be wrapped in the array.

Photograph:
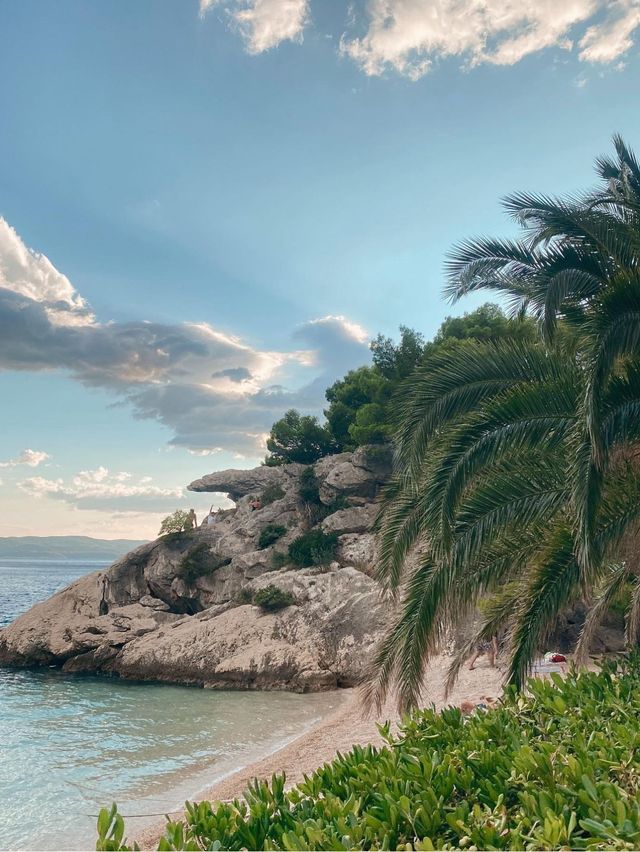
[{"x1": 1, "y1": 0, "x2": 639, "y2": 538}]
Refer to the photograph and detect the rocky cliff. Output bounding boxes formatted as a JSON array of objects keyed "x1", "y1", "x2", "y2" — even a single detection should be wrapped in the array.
[{"x1": 0, "y1": 448, "x2": 392, "y2": 692}]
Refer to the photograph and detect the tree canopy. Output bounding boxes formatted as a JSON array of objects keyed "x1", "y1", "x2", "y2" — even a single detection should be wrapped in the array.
[
  {"x1": 265, "y1": 305, "x2": 532, "y2": 464},
  {"x1": 371, "y1": 136, "x2": 640, "y2": 709}
]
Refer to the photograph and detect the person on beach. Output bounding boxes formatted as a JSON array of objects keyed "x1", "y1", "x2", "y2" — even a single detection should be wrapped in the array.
[
  {"x1": 183, "y1": 508, "x2": 198, "y2": 531},
  {"x1": 468, "y1": 635, "x2": 498, "y2": 670}
]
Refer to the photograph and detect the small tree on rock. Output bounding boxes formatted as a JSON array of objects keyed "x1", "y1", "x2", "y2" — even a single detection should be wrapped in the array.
[
  {"x1": 265, "y1": 409, "x2": 337, "y2": 465},
  {"x1": 158, "y1": 510, "x2": 189, "y2": 536}
]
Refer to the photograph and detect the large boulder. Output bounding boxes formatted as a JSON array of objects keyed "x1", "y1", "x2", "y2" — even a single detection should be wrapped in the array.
[{"x1": 113, "y1": 567, "x2": 384, "y2": 690}]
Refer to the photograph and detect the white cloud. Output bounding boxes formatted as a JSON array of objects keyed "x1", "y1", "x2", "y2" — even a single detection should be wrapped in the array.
[
  {"x1": 0, "y1": 218, "x2": 93, "y2": 326},
  {"x1": 579, "y1": 1, "x2": 640, "y2": 63},
  {"x1": 19, "y1": 467, "x2": 185, "y2": 512},
  {"x1": 337, "y1": 0, "x2": 640, "y2": 79},
  {"x1": 0, "y1": 449, "x2": 51, "y2": 469},
  {"x1": 0, "y1": 218, "x2": 371, "y2": 459},
  {"x1": 201, "y1": 0, "x2": 309, "y2": 53}
]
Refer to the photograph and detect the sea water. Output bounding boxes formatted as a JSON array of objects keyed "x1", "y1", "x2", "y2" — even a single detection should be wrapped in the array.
[{"x1": 0, "y1": 560, "x2": 342, "y2": 850}]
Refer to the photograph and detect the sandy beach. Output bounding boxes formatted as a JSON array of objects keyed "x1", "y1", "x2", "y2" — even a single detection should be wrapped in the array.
[{"x1": 134, "y1": 654, "x2": 504, "y2": 849}]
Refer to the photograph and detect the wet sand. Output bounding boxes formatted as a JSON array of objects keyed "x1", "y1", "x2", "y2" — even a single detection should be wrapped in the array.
[{"x1": 134, "y1": 654, "x2": 504, "y2": 850}]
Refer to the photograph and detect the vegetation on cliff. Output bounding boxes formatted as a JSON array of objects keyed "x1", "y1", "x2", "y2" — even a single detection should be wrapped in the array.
[
  {"x1": 264, "y1": 305, "x2": 534, "y2": 466},
  {"x1": 97, "y1": 656, "x2": 640, "y2": 851}
]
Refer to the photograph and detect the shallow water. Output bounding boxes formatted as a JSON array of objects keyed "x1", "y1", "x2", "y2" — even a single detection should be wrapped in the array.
[{"x1": 0, "y1": 560, "x2": 342, "y2": 850}]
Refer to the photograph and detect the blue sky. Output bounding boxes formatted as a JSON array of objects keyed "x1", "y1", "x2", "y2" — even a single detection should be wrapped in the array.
[{"x1": 1, "y1": 0, "x2": 639, "y2": 537}]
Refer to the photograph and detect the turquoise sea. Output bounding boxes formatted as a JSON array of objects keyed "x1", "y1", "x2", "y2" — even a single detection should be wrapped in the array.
[{"x1": 0, "y1": 560, "x2": 342, "y2": 851}]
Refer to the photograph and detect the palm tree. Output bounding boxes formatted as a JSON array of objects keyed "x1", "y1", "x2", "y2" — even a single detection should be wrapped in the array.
[{"x1": 371, "y1": 137, "x2": 640, "y2": 710}]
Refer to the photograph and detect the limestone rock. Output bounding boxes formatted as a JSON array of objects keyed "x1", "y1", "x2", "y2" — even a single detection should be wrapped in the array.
[
  {"x1": 321, "y1": 504, "x2": 378, "y2": 535},
  {"x1": 0, "y1": 448, "x2": 391, "y2": 691},
  {"x1": 188, "y1": 464, "x2": 303, "y2": 502}
]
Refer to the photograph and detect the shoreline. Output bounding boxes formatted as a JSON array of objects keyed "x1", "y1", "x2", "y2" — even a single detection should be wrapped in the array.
[{"x1": 133, "y1": 654, "x2": 505, "y2": 850}]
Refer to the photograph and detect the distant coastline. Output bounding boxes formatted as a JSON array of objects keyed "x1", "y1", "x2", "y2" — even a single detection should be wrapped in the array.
[{"x1": 0, "y1": 536, "x2": 147, "y2": 561}]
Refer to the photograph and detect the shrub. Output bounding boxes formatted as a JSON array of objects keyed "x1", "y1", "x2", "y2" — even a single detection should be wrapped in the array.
[
  {"x1": 179, "y1": 544, "x2": 231, "y2": 584},
  {"x1": 260, "y1": 484, "x2": 285, "y2": 505},
  {"x1": 257, "y1": 524, "x2": 286, "y2": 549},
  {"x1": 288, "y1": 529, "x2": 338, "y2": 567},
  {"x1": 158, "y1": 510, "x2": 189, "y2": 536},
  {"x1": 98, "y1": 656, "x2": 640, "y2": 851},
  {"x1": 298, "y1": 467, "x2": 321, "y2": 505},
  {"x1": 270, "y1": 551, "x2": 289, "y2": 571},
  {"x1": 235, "y1": 588, "x2": 253, "y2": 605},
  {"x1": 252, "y1": 585, "x2": 295, "y2": 612}
]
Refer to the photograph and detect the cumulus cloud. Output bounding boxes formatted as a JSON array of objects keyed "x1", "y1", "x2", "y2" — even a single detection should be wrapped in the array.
[
  {"x1": 0, "y1": 449, "x2": 50, "y2": 469},
  {"x1": 201, "y1": 0, "x2": 309, "y2": 53},
  {"x1": 340, "y1": 0, "x2": 640, "y2": 79},
  {"x1": 19, "y1": 467, "x2": 185, "y2": 512},
  {"x1": 0, "y1": 218, "x2": 371, "y2": 458}
]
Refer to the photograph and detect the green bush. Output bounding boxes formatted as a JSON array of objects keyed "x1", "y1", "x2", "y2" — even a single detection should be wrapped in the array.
[
  {"x1": 235, "y1": 588, "x2": 253, "y2": 605},
  {"x1": 270, "y1": 551, "x2": 289, "y2": 571},
  {"x1": 158, "y1": 510, "x2": 189, "y2": 536},
  {"x1": 252, "y1": 585, "x2": 295, "y2": 612},
  {"x1": 298, "y1": 466, "x2": 321, "y2": 505},
  {"x1": 288, "y1": 529, "x2": 338, "y2": 567},
  {"x1": 98, "y1": 656, "x2": 640, "y2": 851},
  {"x1": 179, "y1": 544, "x2": 231, "y2": 584},
  {"x1": 260, "y1": 484, "x2": 285, "y2": 505},
  {"x1": 257, "y1": 524, "x2": 287, "y2": 549}
]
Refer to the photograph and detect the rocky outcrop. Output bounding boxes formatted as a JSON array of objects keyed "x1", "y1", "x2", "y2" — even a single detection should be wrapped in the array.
[{"x1": 0, "y1": 450, "x2": 388, "y2": 691}]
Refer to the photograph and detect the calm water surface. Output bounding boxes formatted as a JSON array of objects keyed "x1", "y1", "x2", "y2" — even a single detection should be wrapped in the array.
[{"x1": 0, "y1": 560, "x2": 342, "y2": 850}]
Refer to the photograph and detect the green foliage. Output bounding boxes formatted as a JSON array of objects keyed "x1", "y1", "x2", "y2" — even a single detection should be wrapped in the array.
[
  {"x1": 371, "y1": 325, "x2": 427, "y2": 380},
  {"x1": 253, "y1": 585, "x2": 295, "y2": 612},
  {"x1": 158, "y1": 510, "x2": 189, "y2": 536},
  {"x1": 264, "y1": 409, "x2": 337, "y2": 465},
  {"x1": 95, "y1": 803, "x2": 137, "y2": 851},
  {"x1": 236, "y1": 588, "x2": 253, "y2": 605},
  {"x1": 288, "y1": 529, "x2": 338, "y2": 567},
  {"x1": 374, "y1": 138, "x2": 640, "y2": 708},
  {"x1": 257, "y1": 524, "x2": 287, "y2": 549},
  {"x1": 298, "y1": 467, "x2": 321, "y2": 505},
  {"x1": 270, "y1": 551, "x2": 290, "y2": 571},
  {"x1": 99, "y1": 657, "x2": 640, "y2": 851},
  {"x1": 179, "y1": 543, "x2": 231, "y2": 585},
  {"x1": 260, "y1": 484, "x2": 285, "y2": 505},
  {"x1": 325, "y1": 366, "x2": 392, "y2": 450}
]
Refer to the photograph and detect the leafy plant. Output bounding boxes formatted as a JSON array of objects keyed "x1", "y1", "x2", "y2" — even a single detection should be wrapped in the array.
[
  {"x1": 373, "y1": 137, "x2": 640, "y2": 708},
  {"x1": 98, "y1": 656, "x2": 640, "y2": 851},
  {"x1": 288, "y1": 529, "x2": 338, "y2": 567},
  {"x1": 260, "y1": 484, "x2": 285, "y2": 505},
  {"x1": 298, "y1": 466, "x2": 321, "y2": 505},
  {"x1": 235, "y1": 588, "x2": 253, "y2": 605},
  {"x1": 270, "y1": 551, "x2": 290, "y2": 571},
  {"x1": 257, "y1": 524, "x2": 287, "y2": 550},
  {"x1": 158, "y1": 510, "x2": 189, "y2": 536},
  {"x1": 179, "y1": 543, "x2": 231, "y2": 584},
  {"x1": 253, "y1": 585, "x2": 295, "y2": 612},
  {"x1": 264, "y1": 409, "x2": 338, "y2": 465}
]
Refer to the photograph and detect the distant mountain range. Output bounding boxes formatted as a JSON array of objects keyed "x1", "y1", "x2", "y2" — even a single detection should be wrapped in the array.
[{"x1": 0, "y1": 536, "x2": 148, "y2": 560}]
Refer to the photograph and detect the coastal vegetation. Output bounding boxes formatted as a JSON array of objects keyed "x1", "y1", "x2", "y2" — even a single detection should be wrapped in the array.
[
  {"x1": 371, "y1": 136, "x2": 640, "y2": 707},
  {"x1": 288, "y1": 529, "x2": 338, "y2": 567},
  {"x1": 265, "y1": 305, "x2": 532, "y2": 466},
  {"x1": 252, "y1": 585, "x2": 296, "y2": 612},
  {"x1": 97, "y1": 656, "x2": 640, "y2": 851},
  {"x1": 257, "y1": 524, "x2": 287, "y2": 549},
  {"x1": 158, "y1": 510, "x2": 191, "y2": 536}
]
